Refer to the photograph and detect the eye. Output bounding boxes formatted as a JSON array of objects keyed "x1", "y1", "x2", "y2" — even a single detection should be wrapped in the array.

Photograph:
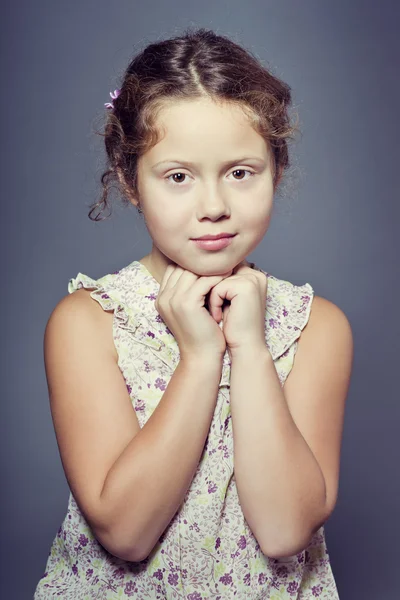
[
  {"x1": 166, "y1": 172, "x2": 188, "y2": 185},
  {"x1": 229, "y1": 169, "x2": 254, "y2": 181}
]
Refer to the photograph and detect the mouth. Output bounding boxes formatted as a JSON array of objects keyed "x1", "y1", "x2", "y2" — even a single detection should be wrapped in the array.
[
  {"x1": 192, "y1": 233, "x2": 236, "y2": 241},
  {"x1": 191, "y1": 234, "x2": 237, "y2": 251}
]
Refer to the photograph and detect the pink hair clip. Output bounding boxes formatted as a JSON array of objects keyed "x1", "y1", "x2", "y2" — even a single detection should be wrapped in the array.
[{"x1": 104, "y1": 89, "x2": 121, "y2": 110}]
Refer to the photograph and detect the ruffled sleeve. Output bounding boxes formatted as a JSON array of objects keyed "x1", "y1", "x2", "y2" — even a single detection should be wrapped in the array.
[
  {"x1": 67, "y1": 271, "x2": 153, "y2": 357},
  {"x1": 68, "y1": 272, "x2": 120, "y2": 312},
  {"x1": 261, "y1": 270, "x2": 315, "y2": 361}
]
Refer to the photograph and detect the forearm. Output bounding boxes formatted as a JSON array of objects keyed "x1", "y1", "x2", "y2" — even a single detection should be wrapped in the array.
[
  {"x1": 99, "y1": 355, "x2": 223, "y2": 561},
  {"x1": 230, "y1": 347, "x2": 327, "y2": 558}
]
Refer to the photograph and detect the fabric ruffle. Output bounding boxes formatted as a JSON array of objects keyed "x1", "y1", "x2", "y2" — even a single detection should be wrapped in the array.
[{"x1": 68, "y1": 262, "x2": 314, "y2": 388}]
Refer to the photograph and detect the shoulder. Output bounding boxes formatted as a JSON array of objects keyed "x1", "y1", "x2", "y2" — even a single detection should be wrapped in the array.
[
  {"x1": 308, "y1": 295, "x2": 353, "y2": 344},
  {"x1": 45, "y1": 288, "x2": 118, "y2": 362},
  {"x1": 292, "y1": 293, "x2": 354, "y2": 383}
]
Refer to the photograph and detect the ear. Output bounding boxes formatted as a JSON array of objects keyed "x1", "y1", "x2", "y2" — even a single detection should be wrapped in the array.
[{"x1": 116, "y1": 167, "x2": 140, "y2": 208}]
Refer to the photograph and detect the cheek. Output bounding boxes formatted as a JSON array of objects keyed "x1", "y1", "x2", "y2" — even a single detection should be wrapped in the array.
[
  {"x1": 240, "y1": 194, "x2": 273, "y2": 229},
  {"x1": 144, "y1": 203, "x2": 188, "y2": 239}
]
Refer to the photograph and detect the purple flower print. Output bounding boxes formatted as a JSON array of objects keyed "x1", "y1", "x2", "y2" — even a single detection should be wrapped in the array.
[
  {"x1": 312, "y1": 585, "x2": 323, "y2": 596},
  {"x1": 147, "y1": 330, "x2": 155, "y2": 338},
  {"x1": 124, "y1": 580, "x2": 138, "y2": 596},
  {"x1": 215, "y1": 537, "x2": 221, "y2": 550},
  {"x1": 270, "y1": 575, "x2": 280, "y2": 590},
  {"x1": 219, "y1": 572, "x2": 233, "y2": 585},
  {"x1": 287, "y1": 580, "x2": 299, "y2": 595},
  {"x1": 126, "y1": 383, "x2": 132, "y2": 395},
  {"x1": 188, "y1": 593, "x2": 203, "y2": 600},
  {"x1": 145, "y1": 293, "x2": 157, "y2": 300},
  {"x1": 153, "y1": 569, "x2": 163, "y2": 581},
  {"x1": 78, "y1": 534, "x2": 88, "y2": 547},
  {"x1": 208, "y1": 481, "x2": 217, "y2": 494},
  {"x1": 101, "y1": 293, "x2": 110, "y2": 299},
  {"x1": 134, "y1": 398, "x2": 145, "y2": 412},
  {"x1": 168, "y1": 572, "x2": 179, "y2": 586},
  {"x1": 282, "y1": 306, "x2": 289, "y2": 317},
  {"x1": 112, "y1": 567, "x2": 125, "y2": 580},
  {"x1": 72, "y1": 563, "x2": 78, "y2": 576},
  {"x1": 237, "y1": 535, "x2": 247, "y2": 550},
  {"x1": 268, "y1": 317, "x2": 279, "y2": 329},
  {"x1": 258, "y1": 573, "x2": 267, "y2": 584},
  {"x1": 154, "y1": 377, "x2": 166, "y2": 391},
  {"x1": 243, "y1": 573, "x2": 250, "y2": 586},
  {"x1": 86, "y1": 569, "x2": 93, "y2": 580}
]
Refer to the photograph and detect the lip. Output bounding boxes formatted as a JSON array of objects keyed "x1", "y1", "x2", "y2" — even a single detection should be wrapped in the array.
[
  {"x1": 192, "y1": 232, "x2": 236, "y2": 241},
  {"x1": 192, "y1": 234, "x2": 236, "y2": 251}
]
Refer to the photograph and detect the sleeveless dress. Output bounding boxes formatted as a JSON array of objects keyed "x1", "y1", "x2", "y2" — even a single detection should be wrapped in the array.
[{"x1": 34, "y1": 259, "x2": 340, "y2": 600}]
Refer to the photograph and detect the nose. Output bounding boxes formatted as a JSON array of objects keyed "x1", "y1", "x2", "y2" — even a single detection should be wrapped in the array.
[{"x1": 196, "y1": 182, "x2": 231, "y2": 221}]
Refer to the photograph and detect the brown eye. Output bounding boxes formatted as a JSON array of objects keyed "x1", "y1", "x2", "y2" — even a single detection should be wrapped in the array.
[
  {"x1": 231, "y1": 169, "x2": 254, "y2": 181},
  {"x1": 168, "y1": 172, "x2": 186, "y2": 184}
]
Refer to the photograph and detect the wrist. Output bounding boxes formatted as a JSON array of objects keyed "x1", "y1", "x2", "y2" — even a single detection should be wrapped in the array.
[
  {"x1": 179, "y1": 351, "x2": 224, "y2": 372},
  {"x1": 229, "y1": 343, "x2": 273, "y2": 363}
]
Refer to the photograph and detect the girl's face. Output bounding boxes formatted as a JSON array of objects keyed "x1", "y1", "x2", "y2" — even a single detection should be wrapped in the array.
[{"x1": 134, "y1": 97, "x2": 275, "y2": 278}]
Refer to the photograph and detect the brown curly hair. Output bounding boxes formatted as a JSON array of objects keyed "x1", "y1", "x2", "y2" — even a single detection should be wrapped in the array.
[{"x1": 89, "y1": 28, "x2": 299, "y2": 221}]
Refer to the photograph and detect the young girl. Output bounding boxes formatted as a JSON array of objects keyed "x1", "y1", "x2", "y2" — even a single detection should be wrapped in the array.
[{"x1": 34, "y1": 28, "x2": 353, "y2": 599}]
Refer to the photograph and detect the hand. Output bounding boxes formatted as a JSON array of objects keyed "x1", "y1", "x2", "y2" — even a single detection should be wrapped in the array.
[
  {"x1": 155, "y1": 264, "x2": 233, "y2": 361},
  {"x1": 207, "y1": 262, "x2": 268, "y2": 356}
]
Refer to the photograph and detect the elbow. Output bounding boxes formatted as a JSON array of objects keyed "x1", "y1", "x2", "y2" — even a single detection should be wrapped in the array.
[
  {"x1": 261, "y1": 541, "x2": 306, "y2": 561},
  {"x1": 259, "y1": 527, "x2": 314, "y2": 560},
  {"x1": 258, "y1": 509, "x2": 332, "y2": 560},
  {"x1": 94, "y1": 524, "x2": 150, "y2": 563}
]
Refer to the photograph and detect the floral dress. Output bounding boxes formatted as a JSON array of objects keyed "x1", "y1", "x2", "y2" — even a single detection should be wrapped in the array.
[{"x1": 34, "y1": 259, "x2": 340, "y2": 599}]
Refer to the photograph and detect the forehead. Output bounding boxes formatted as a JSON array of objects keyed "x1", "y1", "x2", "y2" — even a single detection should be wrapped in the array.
[{"x1": 142, "y1": 97, "x2": 269, "y2": 163}]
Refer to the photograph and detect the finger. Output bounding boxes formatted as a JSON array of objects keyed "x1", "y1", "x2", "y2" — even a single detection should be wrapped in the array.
[
  {"x1": 191, "y1": 274, "x2": 230, "y2": 311},
  {"x1": 208, "y1": 279, "x2": 236, "y2": 323},
  {"x1": 159, "y1": 264, "x2": 177, "y2": 294},
  {"x1": 165, "y1": 266, "x2": 186, "y2": 291}
]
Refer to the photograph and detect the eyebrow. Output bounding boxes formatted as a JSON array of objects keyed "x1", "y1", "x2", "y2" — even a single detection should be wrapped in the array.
[{"x1": 151, "y1": 157, "x2": 266, "y2": 171}]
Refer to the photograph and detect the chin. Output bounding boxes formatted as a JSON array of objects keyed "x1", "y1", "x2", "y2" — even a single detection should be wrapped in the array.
[{"x1": 185, "y1": 259, "x2": 240, "y2": 278}]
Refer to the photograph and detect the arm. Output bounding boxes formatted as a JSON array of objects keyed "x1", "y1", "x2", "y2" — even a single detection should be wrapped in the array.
[
  {"x1": 100, "y1": 354, "x2": 223, "y2": 561},
  {"x1": 229, "y1": 297, "x2": 353, "y2": 559},
  {"x1": 45, "y1": 290, "x2": 223, "y2": 564}
]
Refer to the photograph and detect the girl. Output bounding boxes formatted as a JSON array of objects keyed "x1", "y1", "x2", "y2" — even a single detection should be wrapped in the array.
[{"x1": 34, "y1": 28, "x2": 353, "y2": 599}]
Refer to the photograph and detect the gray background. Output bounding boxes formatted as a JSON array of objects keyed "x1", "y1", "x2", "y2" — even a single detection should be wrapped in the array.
[{"x1": 1, "y1": 1, "x2": 399, "y2": 598}]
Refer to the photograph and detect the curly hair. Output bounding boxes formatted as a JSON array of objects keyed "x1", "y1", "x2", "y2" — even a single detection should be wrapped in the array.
[{"x1": 89, "y1": 28, "x2": 299, "y2": 221}]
